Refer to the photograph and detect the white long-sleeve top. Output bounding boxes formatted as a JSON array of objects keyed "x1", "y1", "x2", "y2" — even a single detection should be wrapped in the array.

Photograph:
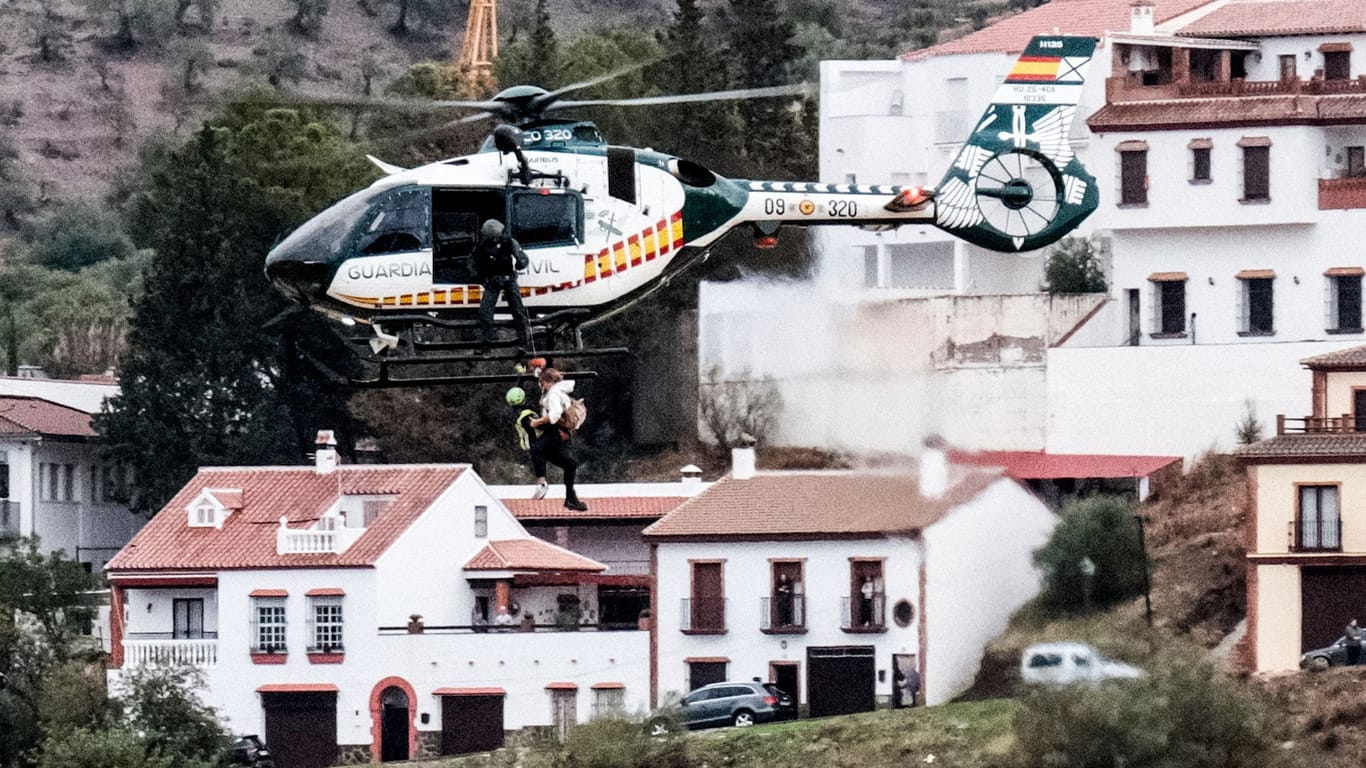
[{"x1": 540, "y1": 379, "x2": 576, "y2": 424}]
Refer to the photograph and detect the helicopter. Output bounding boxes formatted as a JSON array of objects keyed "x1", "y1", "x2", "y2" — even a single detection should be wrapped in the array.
[{"x1": 265, "y1": 35, "x2": 1099, "y2": 386}]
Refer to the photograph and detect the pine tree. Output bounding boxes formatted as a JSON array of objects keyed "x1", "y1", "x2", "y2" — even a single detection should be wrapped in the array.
[
  {"x1": 725, "y1": 0, "x2": 805, "y2": 177},
  {"x1": 650, "y1": 0, "x2": 740, "y2": 171},
  {"x1": 95, "y1": 105, "x2": 377, "y2": 513}
]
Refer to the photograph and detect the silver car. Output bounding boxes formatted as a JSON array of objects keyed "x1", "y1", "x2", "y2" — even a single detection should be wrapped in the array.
[{"x1": 651, "y1": 681, "x2": 779, "y2": 733}]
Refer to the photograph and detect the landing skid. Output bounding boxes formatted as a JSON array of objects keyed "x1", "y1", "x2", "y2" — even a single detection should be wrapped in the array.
[{"x1": 323, "y1": 308, "x2": 629, "y2": 388}]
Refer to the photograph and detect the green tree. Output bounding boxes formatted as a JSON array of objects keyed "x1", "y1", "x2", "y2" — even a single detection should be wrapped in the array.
[
  {"x1": 1042, "y1": 235, "x2": 1109, "y2": 294},
  {"x1": 119, "y1": 661, "x2": 228, "y2": 765},
  {"x1": 1033, "y1": 495, "x2": 1147, "y2": 614},
  {"x1": 647, "y1": 0, "x2": 741, "y2": 171},
  {"x1": 37, "y1": 726, "x2": 174, "y2": 768},
  {"x1": 95, "y1": 103, "x2": 377, "y2": 514},
  {"x1": 26, "y1": 202, "x2": 135, "y2": 271},
  {"x1": 496, "y1": 0, "x2": 560, "y2": 86},
  {"x1": 724, "y1": 0, "x2": 807, "y2": 177},
  {"x1": 37, "y1": 660, "x2": 116, "y2": 736}
]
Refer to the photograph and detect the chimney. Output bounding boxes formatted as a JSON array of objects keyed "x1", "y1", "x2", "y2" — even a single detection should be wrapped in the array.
[
  {"x1": 680, "y1": 464, "x2": 704, "y2": 494},
  {"x1": 1129, "y1": 0, "x2": 1155, "y2": 34},
  {"x1": 731, "y1": 448, "x2": 756, "y2": 480},
  {"x1": 920, "y1": 434, "x2": 949, "y2": 499},
  {"x1": 315, "y1": 430, "x2": 338, "y2": 475}
]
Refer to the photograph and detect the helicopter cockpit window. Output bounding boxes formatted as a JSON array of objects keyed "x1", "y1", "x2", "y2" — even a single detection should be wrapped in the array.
[
  {"x1": 510, "y1": 191, "x2": 582, "y2": 248},
  {"x1": 355, "y1": 187, "x2": 431, "y2": 256},
  {"x1": 572, "y1": 125, "x2": 603, "y2": 144}
]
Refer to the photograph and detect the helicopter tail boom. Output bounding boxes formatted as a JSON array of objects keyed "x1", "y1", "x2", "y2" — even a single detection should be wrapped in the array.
[{"x1": 931, "y1": 35, "x2": 1100, "y2": 252}]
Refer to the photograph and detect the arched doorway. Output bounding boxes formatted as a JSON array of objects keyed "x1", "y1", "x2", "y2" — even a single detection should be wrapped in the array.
[{"x1": 379, "y1": 686, "x2": 410, "y2": 762}]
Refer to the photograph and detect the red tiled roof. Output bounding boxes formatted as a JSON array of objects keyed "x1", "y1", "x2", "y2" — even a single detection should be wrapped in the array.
[
  {"x1": 504, "y1": 496, "x2": 686, "y2": 521},
  {"x1": 1236, "y1": 434, "x2": 1366, "y2": 460},
  {"x1": 106, "y1": 466, "x2": 465, "y2": 572},
  {"x1": 1089, "y1": 94, "x2": 1366, "y2": 131},
  {"x1": 1302, "y1": 345, "x2": 1366, "y2": 370},
  {"x1": 950, "y1": 450, "x2": 1180, "y2": 479},
  {"x1": 463, "y1": 538, "x2": 606, "y2": 572},
  {"x1": 642, "y1": 469, "x2": 999, "y2": 540},
  {"x1": 1177, "y1": 0, "x2": 1366, "y2": 37},
  {"x1": 0, "y1": 396, "x2": 96, "y2": 438},
  {"x1": 902, "y1": 0, "x2": 1213, "y2": 60}
]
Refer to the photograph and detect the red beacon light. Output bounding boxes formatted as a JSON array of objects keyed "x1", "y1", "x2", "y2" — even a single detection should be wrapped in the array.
[
  {"x1": 884, "y1": 186, "x2": 935, "y2": 213},
  {"x1": 754, "y1": 234, "x2": 780, "y2": 249}
]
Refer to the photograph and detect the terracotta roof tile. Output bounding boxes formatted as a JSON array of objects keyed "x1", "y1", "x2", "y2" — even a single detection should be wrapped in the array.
[
  {"x1": 951, "y1": 450, "x2": 1180, "y2": 479},
  {"x1": 902, "y1": 0, "x2": 1212, "y2": 60},
  {"x1": 1089, "y1": 95, "x2": 1310, "y2": 130},
  {"x1": 106, "y1": 465, "x2": 465, "y2": 572},
  {"x1": 1177, "y1": 0, "x2": 1366, "y2": 37},
  {"x1": 504, "y1": 496, "x2": 686, "y2": 521},
  {"x1": 463, "y1": 538, "x2": 606, "y2": 572},
  {"x1": 0, "y1": 396, "x2": 96, "y2": 438},
  {"x1": 1302, "y1": 344, "x2": 1366, "y2": 369},
  {"x1": 1236, "y1": 434, "x2": 1366, "y2": 459},
  {"x1": 643, "y1": 469, "x2": 1000, "y2": 540}
]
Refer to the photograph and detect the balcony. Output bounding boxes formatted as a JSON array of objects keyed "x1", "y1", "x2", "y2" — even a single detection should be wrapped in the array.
[
  {"x1": 679, "y1": 597, "x2": 726, "y2": 634},
  {"x1": 275, "y1": 512, "x2": 364, "y2": 555},
  {"x1": 1276, "y1": 415, "x2": 1365, "y2": 435},
  {"x1": 1321, "y1": 177, "x2": 1366, "y2": 211},
  {"x1": 841, "y1": 594, "x2": 886, "y2": 632},
  {"x1": 0, "y1": 501, "x2": 18, "y2": 538},
  {"x1": 759, "y1": 596, "x2": 806, "y2": 633},
  {"x1": 1290, "y1": 518, "x2": 1343, "y2": 552},
  {"x1": 123, "y1": 634, "x2": 219, "y2": 667}
]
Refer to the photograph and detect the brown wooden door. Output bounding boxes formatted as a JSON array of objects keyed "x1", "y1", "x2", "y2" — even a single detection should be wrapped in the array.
[
  {"x1": 692, "y1": 562, "x2": 724, "y2": 631},
  {"x1": 807, "y1": 646, "x2": 875, "y2": 718},
  {"x1": 1301, "y1": 567, "x2": 1366, "y2": 652},
  {"x1": 441, "y1": 695, "x2": 504, "y2": 756},
  {"x1": 262, "y1": 692, "x2": 337, "y2": 768}
]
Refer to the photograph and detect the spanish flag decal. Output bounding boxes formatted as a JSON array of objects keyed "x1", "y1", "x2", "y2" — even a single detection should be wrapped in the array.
[{"x1": 1007, "y1": 56, "x2": 1061, "y2": 83}]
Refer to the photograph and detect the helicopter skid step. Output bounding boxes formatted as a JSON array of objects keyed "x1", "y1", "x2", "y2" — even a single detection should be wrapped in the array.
[{"x1": 364, "y1": 346, "x2": 629, "y2": 367}]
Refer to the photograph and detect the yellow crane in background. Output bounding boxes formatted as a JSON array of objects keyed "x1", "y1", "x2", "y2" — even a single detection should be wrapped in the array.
[{"x1": 458, "y1": 0, "x2": 498, "y2": 96}]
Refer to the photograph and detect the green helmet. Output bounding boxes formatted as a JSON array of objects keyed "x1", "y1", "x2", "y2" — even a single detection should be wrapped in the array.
[{"x1": 505, "y1": 387, "x2": 526, "y2": 406}]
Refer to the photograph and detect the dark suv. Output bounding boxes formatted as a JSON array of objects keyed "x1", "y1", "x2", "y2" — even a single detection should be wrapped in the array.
[{"x1": 652, "y1": 681, "x2": 779, "y2": 733}]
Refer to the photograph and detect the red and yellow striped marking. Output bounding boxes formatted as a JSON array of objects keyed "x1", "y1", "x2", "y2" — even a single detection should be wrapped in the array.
[
  {"x1": 1007, "y1": 55, "x2": 1061, "y2": 82},
  {"x1": 341, "y1": 211, "x2": 686, "y2": 309}
]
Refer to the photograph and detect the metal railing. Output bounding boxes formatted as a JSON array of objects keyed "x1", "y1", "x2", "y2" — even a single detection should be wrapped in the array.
[
  {"x1": 759, "y1": 595, "x2": 806, "y2": 631},
  {"x1": 679, "y1": 597, "x2": 726, "y2": 632},
  {"x1": 598, "y1": 559, "x2": 651, "y2": 575},
  {"x1": 841, "y1": 594, "x2": 886, "y2": 630},
  {"x1": 1277, "y1": 415, "x2": 1366, "y2": 434},
  {"x1": 123, "y1": 638, "x2": 218, "y2": 667},
  {"x1": 1290, "y1": 518, "x2": 1342, "y2": 551}
]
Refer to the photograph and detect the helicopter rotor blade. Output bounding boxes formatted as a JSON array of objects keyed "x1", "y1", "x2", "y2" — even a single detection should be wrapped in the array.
[{"x1": 554, "y1": 82, "x2": 816, "y2": 109}]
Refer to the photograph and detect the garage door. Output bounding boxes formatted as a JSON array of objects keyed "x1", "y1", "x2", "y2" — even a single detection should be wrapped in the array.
[
  {"x1": 440, "y1": 694, "x2": 505, "y2": 756},
  {"x1": 262, "y1": 692, "x2": 337, "y2": 768},
  {"x1": 1301, "y1": 566, "x2": 1366, "y2": 652},
  {"x1": 807, "y1": 646, "x2": 874, "y2": 718}
]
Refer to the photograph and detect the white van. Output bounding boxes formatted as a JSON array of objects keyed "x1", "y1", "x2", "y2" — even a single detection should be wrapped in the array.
[{"x1": 1020, "y1": 642, "x2": 1144, "y2": 685}]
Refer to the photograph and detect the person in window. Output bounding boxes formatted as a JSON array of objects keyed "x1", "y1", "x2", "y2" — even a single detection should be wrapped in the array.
[
  {"x1": 529, "y1": 367, "x2": 588, "y2": 511},
  {"x1": 474, "y1": 219, "x2": 532, "y2": 352},
  {"x1": 775, "y1": 574, "x2": 794, "y2": 627},
  {"x1": 859, "y1": 576, "x2": 875, "y2": 626}
]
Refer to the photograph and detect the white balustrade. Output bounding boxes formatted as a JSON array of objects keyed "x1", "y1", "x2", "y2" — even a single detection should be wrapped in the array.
[{"x1": 123, "y1": 638, "x2": 218, "y2": 667}]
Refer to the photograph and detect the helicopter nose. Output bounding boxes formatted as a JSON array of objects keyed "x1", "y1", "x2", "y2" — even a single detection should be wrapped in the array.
[{"x1": 265, "y1": 251, "x2": 331, "y2": 305}]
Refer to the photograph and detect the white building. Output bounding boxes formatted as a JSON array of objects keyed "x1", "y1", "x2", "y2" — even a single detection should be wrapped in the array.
[
  {"x1": 0, "y1": 393, "x2": 140, "y2": 571},
  {"x1": 105, "y1": 443, "x2": 653, "y2": 768},
  {"x1": 644, "y1": 447, "x2": 1057, "y2": 709},
  {"x1": 702, "y1": 0, "x2": 1366, "y2": 461}
]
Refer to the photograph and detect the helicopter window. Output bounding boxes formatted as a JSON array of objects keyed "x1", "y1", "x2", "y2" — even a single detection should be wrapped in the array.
[
  {"x1": 510, "y1": 191, "x2": 581, "y2": 248},
  {"x1": 573, "y1": 125, "x2": 603, "y2": 144},
  {"x1": 356, "y1": 187, "x2": 430, "y2": 255}
]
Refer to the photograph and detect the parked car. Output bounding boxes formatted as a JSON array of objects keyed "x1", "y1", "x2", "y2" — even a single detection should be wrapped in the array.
[
  {"x1": 1020, "y1": 642, "x2": 1144, "y2": 686},
  {"x1": 223, "y1": 735, "x2": 274, "y2": 768},
  {"x1": 762, "y1": 683, "x2": 797, "y2": 721},
  {"x1": 1301, "y1": 637, "x2": 1355, "y2": 671},
  {"x1": 649, "y1": 681, "x2": 779, "y2": 733}
]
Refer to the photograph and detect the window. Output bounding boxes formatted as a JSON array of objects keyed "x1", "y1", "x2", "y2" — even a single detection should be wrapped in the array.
[
  {"x1": 510, "y1": 191, "x2": 581, "y2": 247},
  {"x1": 1298, "y1": 485, "x2": 1341, "y2": 551},
  {"x1": 1349, "y1": 147, "x2": 1365, "y2": 178},
  {"x1": 1328, "y1": 270, "x2": 1364, "y2": 332},
  {"x1": 474, "y1": 505, "x2": 488, "y2": 538},
  {"x1": 356, "y1": 186, "x2": 430, "y2": 255},
  {"x1": 173, "y1": 598, "x2": 205, "y2": 639},
  {"x1": 40, "y1": 463, "x2": 74, "y2": 502},
  {"x1": 1325, "y1": 50, "x2": 1351, "y2": 81},
  {"x1": 1118, "y1": 147, "x2": 1148, "y2": 205},
  {"x1": 1150, "y1": 275, "x2": 1186, "y2": 335},
  {"x1": 893, "y1": 599, "x2": 916, "y2": 628},
  {"x1": 687, "y1": 660, "x2": 728, "y2": 691},
  {"x1": 1279, "y1": 55, "x2": 1297, "y2": 81},
  {"x1": 1189, "y1": 139, "x2": 1212, "y2": 183},
  {"x1": 0, "y1": 461, "x2": 8, "y2": 498},
  {"x1": 1239, "y1": 139, "x2": 1270, "y2": 202},
  {"x1": 190, "y1": 503, "x2": 218, "y2": 527},
  {"x1": 845, "y1": 560, "x2": 885, "y2": 630},
  {"x1": 1238, "y1": 273, "x2": 1275, "y2": 334},
  {"x1": 591, "y1": 686, "x2": 625, "y2": 719},
  {"x1": 251, "y1": 597, "x2": 287, "y2": 653},
  {"x1": 362, "y1": 499, "x2": 388, "y2": 526},
  {"x1": 308, "y1": 596, "x2": 344, "y2": 652},
  {"x1": 684, "y1": 561, "x2": 725, "y2": 633}
]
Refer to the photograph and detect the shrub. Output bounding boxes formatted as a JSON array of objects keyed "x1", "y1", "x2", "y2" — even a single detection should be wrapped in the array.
[
  {"x1": 1042, "y1": 235, "x2": 1108, "y2": 294},
  {"x1": 37, "y1": 726, "x2": 174, "y2": 768},
  {"x1": 1008, "y1": 655, "x2": 1287, "y2": 768},
  {"x1": 1034, "y1": 495, "x2": 1146, "y2": 614},
  {"x1": 544, "y1": 717, "x2": 691, "y2": 768}
]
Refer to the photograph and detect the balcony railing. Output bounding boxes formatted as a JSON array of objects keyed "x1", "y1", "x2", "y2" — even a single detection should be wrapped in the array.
[
  {"x1": 598, "y1": 559, "x2": 651, "y2": 575},
  {"x1": 276, "y1": 513, "x2": 364, "y2": 555},
  {"x1": 1320, "y1": 177, "x2": 1366, "y2": 211},
  {"x1": 1290, "y1": 518, "x2": 1342, "y2": 551},
  {"x1": 679, "y1": 597, "x2": 726, "y2": 633},
  {"x1": 841, "y1": 594, "x2": 886, "y2": 631},
  {"x1": 0, "y1": 501, "x2": 18, "y2": 538},
  {"x1": 1277, "y1": 415, "x2": 1366, "y2": 435},
  {"x1": 123, "y1": 637, "x2": 218, "y2": 667},
  {"x1": 759, "y1": 596, "x2": 806, "y2": 632}
]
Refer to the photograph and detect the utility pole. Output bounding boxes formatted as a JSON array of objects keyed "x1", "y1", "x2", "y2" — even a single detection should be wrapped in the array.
[{"x1": 458, "y1": 0, "x2": 498, "y2": 97}]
